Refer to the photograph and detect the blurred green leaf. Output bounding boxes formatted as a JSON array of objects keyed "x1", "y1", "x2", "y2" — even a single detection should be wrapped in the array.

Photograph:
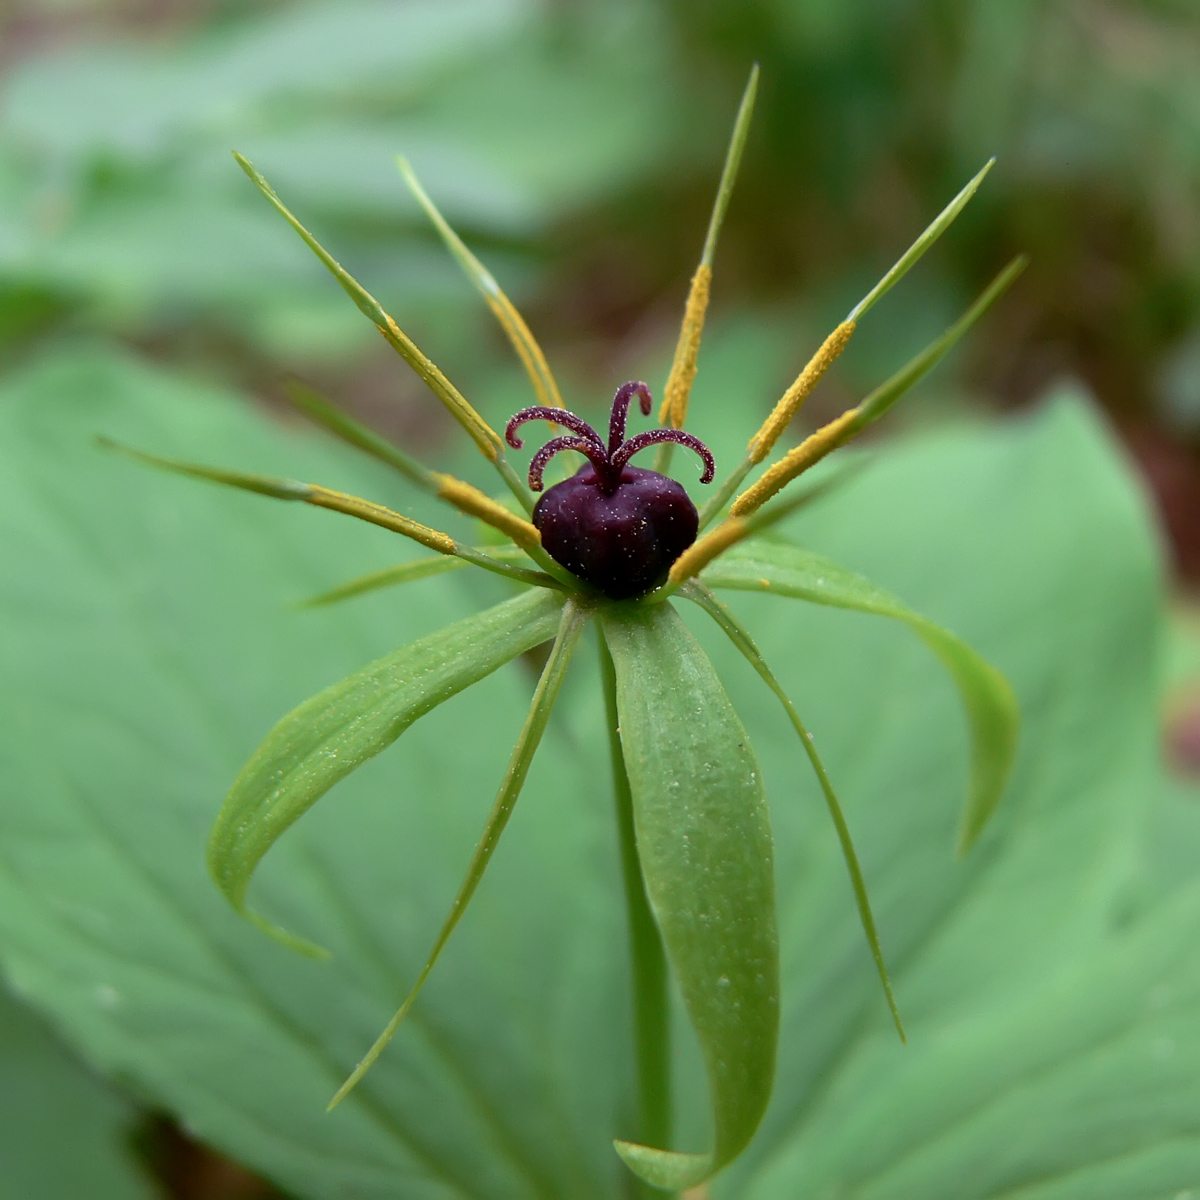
[
  {"x1": 0, "y1": 983, "x2": 153, "y2": 1200},
  {"x1": 0, "y1": 0, "x2": 677, "y2": 362},
  {"x1": 0, "y1": 349, "x2": 1193, "y2": 1199},
  {"x1": 1, "y1": 0, "x2": 535, "y2": 162}
]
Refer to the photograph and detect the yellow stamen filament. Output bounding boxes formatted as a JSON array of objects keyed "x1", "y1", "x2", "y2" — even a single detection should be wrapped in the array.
[
  {"x1": 234, "y1": 153, "x2": 504, "y2": 464},
  {"x1": 747, "y1": 320, "x2": 856, "y2": 464},
  {"x1": 376, "y1": 313, "x2": 501, "y2": 462},
  {"x1": 305, "y1": 486, "x2": 457, "y2": 554},
  {"x1": 434, "y1": 475, "x2": 542, "y2": 551},
  {"x1": 668, "y1": 516, "x2": 749, "y2": 585},
  {"x1": 399, "y1": 157, "x2": 564, "y2": 412},
  {"x1": 486, "y1": 289, "x2": 564, "y2": 410},
  {"x1": 659, "y1": 264, "x2": 713, "y2": 429},
  {"x1": 731, "y1": 408, "x2": 859, "y2": 517}
]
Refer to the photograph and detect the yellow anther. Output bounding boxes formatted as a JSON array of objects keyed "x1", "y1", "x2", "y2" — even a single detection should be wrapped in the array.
[
  {"x1": 306, "y1": 486, "x2": 457, "y2": 554},
  {"x1": 668, "y1": 517, "x2": 750, "y2": 585},
  {"x1": 434, "y1": 475, "x2": 542, "y2": 551},
  {"x1": 659, "y1": 264, "x2": 713, "y2": 429},
  {"x1": 731, "y1": 408, "x2": 859, "y2": 517},
  {"x1": 748, "y1": 320, "x2": 856, "y2": 464}
]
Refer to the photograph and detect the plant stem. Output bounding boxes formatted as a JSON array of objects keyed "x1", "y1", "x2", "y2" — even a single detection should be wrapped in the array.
[{"x1": 598, "y1": 627, "x2": 671, "y2": 1162}]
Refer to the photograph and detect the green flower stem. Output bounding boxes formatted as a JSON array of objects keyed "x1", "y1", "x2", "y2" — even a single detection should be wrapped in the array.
[
  {"x1": 598, "y1": 627, "x2": 671, "y2": 1161},
  {"x1": 682, "y1": 581, "x2": 905, "y2": 1041},
  {"x1": 329, "y1": 597, "x2": 589, "y2": 1109}
]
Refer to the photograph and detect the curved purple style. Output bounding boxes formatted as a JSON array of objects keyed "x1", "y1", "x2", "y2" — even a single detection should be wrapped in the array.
[
  {"x1": 506, "y1": 382, "x2": 714, "y2": 495},
  {"x1": 505, "y1": 383, "x2": 716, "y2": 599}
]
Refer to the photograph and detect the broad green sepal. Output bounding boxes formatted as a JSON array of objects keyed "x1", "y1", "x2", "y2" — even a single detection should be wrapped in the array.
[
  {"x1": 601, "y1": 602, "x2": 779, "y2": 1191},
  {"x1": 703, "y1": 541, "x2": 1019, "y2": 852},
  {"x1": 208, "y1": 586, "x2": 565, "y2": 947}
]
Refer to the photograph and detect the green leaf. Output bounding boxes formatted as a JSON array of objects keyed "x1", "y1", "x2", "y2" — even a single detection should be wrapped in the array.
[
  {"x1": 209, "y1": 585, "x2": 564, "y2": 952},
  {"x1": 702, "y1": 539, "x2": 1018, "y2": 852},
  {"x1": 601, "y1": 602, "x2": 778, "y2": 1191},
  {"x1": 330, "y1": 599, "x2": 589, "y2": 1107},
  {"x1": 703, "y1": 393, "x2": 1172, "y2": 1198},
  {"x1": 0, "y1": 351, "x2": 1190, "y2": 1200},
  {"x1": 681, "y1": 581, "x2": 904, "y2": 1042},
  {"x1": 0, "y1": 983, "x2": 153, "y2": 1200},
  {"x1": 0, "y1": 347, "x2": 628, "y2": 1200}
]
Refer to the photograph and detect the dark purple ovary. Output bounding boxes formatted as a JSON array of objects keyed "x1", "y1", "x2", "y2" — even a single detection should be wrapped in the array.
[
  {"x1": 506, "y1": 381, "x2": 715, "y2": 600},
  {"x1": 534, "y1": 465, "x2": 699, "y2": 600}
]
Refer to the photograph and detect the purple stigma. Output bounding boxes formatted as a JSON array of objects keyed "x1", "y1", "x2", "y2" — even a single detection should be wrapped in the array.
[{"x1": 507, "y1": 383, "x2": 715, "y2": 495}]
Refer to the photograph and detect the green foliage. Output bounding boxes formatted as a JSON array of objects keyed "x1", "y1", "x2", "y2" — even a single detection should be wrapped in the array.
[
  {"x1": 208, "y1": 586, "x2": 565, "y2": 953},
  {"x1": 701, "y1": 540, "x2": 1018, "y2": 853},
  {"x1": 0, "y1": 346, "x2": 1187, "y2": 1197},
  {"x1": 602, "y1": 604, "x2": 778, "y2": 1190},
  {"x1": 0, "y1": 983, "x2": 152, "y2": 1200},
  {"x1": 0, "y1": 0, "x2": 677, "y2": 365}
]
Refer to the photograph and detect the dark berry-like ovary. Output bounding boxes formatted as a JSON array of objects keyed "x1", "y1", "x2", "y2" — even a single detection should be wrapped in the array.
[{"x1": 534, "y1": 465, "x2": 699, "y2": 600}]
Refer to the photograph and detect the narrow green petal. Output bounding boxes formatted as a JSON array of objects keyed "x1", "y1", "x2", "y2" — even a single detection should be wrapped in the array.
[
  {"x1": 682, "y1": 581, "x2": 904, "y2": 1040},
  {"x1": 283, "y1": 380, "x2": 439, "y2": 491},
  {"x1": 399, "y1": 157, "x2": 565, "y2": 412},
  {"x1": 233, "y1": 152, "x2": 537, "y2": 516},
  {"x1": 297, "y1": 557, "x2": 465, "y2": 607},
  {"x1": 850, "y1": 255, "x2": 1028, "y2": 431},
  {"x1": 328, "y1": 598, "x2": 589, "y2": 1107},
  {"x1": 207, "y1": 587, "x2": 566, "y2": 950},
  {"x1": 702, "y1": 542, "x2": 1019, "y2": 851},
  {"x1": 847, "y1": 159, "x2": 995, "y2": 322},
  {"x1": 297, "y1": 545, "x2": 532, "y2": 608},
  {"x1": 601, "y1": 603, "x2": 778, "y2": 1191}
]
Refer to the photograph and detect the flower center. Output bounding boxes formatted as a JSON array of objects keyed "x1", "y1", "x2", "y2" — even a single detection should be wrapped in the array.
[
  {"x1": 505, "y1": 381, "x2": 715, "y2": 497},
  {"x1": 505, "y1": 383, "x2": 716, "y2": 599}
]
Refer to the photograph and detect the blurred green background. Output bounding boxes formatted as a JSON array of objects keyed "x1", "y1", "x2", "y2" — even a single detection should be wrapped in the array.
[
  {"x1": 2, "y1": 1, "x2": 1200, "y2": 1195},
  {"x1": 3, "y1": 0, "x2": 1200, "y2": 580}
]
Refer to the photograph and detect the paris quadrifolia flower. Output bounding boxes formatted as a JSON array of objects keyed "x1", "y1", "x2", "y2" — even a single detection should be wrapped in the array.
[{"x1": 104, "y1": 66, "x2": 1022, "y2": 1193}]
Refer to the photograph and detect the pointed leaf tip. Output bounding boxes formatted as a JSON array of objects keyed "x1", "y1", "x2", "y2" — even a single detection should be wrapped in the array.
[
  {"x1": 602, "y1": 603, "x2": 778, "y2": 1189},
  {"x1": 327, "y1": 599, "x2": 588, "y2": 1104},
  {"x1": 683, "y1": 581, "x2": 905, "y2": 1041},
  {"x1": 703, "y1": 542, "x2": 1019, "y2": 851},
  {"x1": 206, "y1": 588, "x2": 566, "y2": 949},
  {"x1": 847, "y1": 157, "x2": 997, "y2": 323},
  {"x1": 614, "y1": 1141, "x2": 715, "y2": 1192}
]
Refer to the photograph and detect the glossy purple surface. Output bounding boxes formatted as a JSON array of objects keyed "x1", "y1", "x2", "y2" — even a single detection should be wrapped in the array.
[{"x1": 533, "y1": 465, "x2": 699, "y2": 599}]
